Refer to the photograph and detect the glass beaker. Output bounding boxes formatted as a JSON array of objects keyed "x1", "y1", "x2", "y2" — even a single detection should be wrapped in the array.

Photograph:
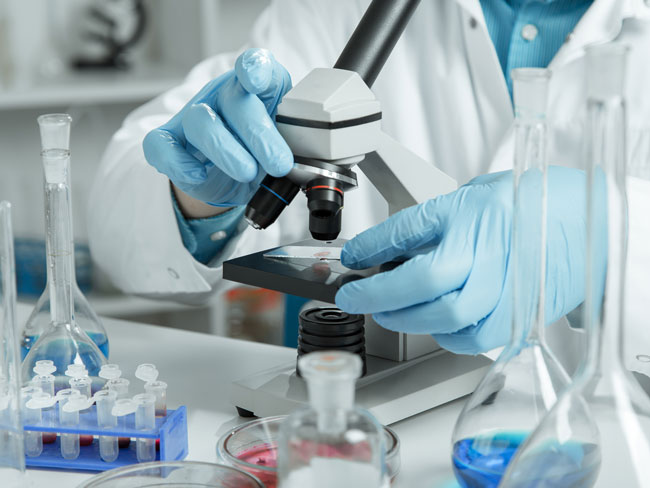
[
  {"x1": 450, "y1": 68, "x2": 572, "y2": 488},
  {"x1": 0, "y1": 201, "x2": 27, "y2": 484},
  {"x1": 21, "y1": 114, "x2": 108, "y2": 360},
  {"x1": 500, "y1": 44, "x2": 650, "y2": 488},
  {"x1": 277, "y1": 351, "x2": 388, "y2": 488},
  {"x1": 21, "y1": 143, "x2": 106, "y2": 392}
]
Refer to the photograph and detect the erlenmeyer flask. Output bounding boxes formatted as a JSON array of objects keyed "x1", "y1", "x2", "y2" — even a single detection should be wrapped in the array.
[
  {"x1": 0, "y1": 201, "x2": 27, "y2": 485},
  {"x1": 21, "y1": 140, "x2": 106, "y2": 392},
  {"x1": 21, "y1": 114, "x2": 108, "y2": 360},
  {"x1": 500, "y1": 44, "x2": 650, "y2": 488},
  {"x1": 450, "y1": 68, "x2": 572, "y2": 488},
  {"x1": 277, "y1": 351, "x2": 388, "y2": 488}
]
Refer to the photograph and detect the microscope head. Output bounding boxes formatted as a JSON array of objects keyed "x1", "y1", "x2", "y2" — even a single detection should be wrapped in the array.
[{"x1": 244, "y1": 68, "x2": 381, "y2": 240}]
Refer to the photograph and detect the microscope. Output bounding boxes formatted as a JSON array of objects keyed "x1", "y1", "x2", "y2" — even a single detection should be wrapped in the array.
[{"x1": 223, "y1": 0, "x2": 491, "y2": 424}]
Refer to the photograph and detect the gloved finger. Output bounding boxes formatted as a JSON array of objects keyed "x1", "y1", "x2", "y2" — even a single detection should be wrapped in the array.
[
  {"x1": 335, "y1": 246, "x2": 471, "y2": 314},
  {"x1": 340, "y1": 198, "x2": 448, "y2": 270},
  {"x1": 182, "y1": 103, "x2": 259, "y2": 183},
  {"x1": 217, "y1": 78, "x2": 293, "y2": 177},
  {"x1": 372, "y1": 263, "x2": 503, "y2": 335},
  {"x1": 235, "y1": 48, "x2": 292, "y2": 115},
  {"x1": 143, "y1": 128, "x2": 208, "y2": 185},
  {"x1": 433, "y1": 306, "x2": 511, "y2": 355},
  {"x1": 374, "y1": 235, "x2": 508, "y2": 332}
]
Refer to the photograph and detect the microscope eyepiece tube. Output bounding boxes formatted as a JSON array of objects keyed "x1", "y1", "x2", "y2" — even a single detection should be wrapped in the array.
[
  {"x1": 306, "y1": 178, "x2": 344, "y2": 241},
  {"x1": 245, "y1": 175, "x2": 300, "y2": 230}
]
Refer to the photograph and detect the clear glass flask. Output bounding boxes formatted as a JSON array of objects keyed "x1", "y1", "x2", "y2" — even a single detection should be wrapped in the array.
[
  {"x1": 21, "y1": 133, "x2": 106, "y2": 392},
  {"x1": 21, "y1": 114, "x2": 108, "y2": 361},
  {"x1": 277, "y1": 351, "x2": 387, "y2": 488},
  {"x1": 500, "y1": 44, "x2": 650, "y2": 488},
  {"x1": 0, "y1": 201, "x2": 27, "y2": 484},
  {"x1": 450, "y1": 68, "x2": 572, "y2": 488}
]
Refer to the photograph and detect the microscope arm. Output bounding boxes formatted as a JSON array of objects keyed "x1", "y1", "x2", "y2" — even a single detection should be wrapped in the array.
[{"x1": 359, "y1": 132, "x2": 457, "y2": 215}]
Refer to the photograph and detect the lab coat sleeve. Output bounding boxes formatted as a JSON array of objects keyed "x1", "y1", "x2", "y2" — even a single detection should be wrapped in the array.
[{"x1": 87, "y1": 0, "x2": 363, "y2": 305}]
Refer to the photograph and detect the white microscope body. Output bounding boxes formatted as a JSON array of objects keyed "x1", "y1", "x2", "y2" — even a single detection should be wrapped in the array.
[{"x1": 229, "y1": 67, "x2": 491, "y2": 424}]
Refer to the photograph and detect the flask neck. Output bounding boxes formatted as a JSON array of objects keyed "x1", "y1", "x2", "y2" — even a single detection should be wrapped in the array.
[
  {"x1": 43, "y1": 151, "x2": 74, "y2": 326},
  {"x1": 582, "y1": 97, "x2": 628, "y2": 379},
  {"x1": 307, "y1": 377, "x2": 355, "y2": 434},
  {"x1": 510, "y1": 117, "x2": 547, "y2": 348}
]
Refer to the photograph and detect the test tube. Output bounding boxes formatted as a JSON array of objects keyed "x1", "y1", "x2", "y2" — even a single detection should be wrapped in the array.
[
  {"x1": 133, "y1": 393, "x2": 156, "y2": 463},
  {"x1": 94, "y1": 390, "x2": 118, "y2": 463},
  {"x1": 107, "y1": 377, "x2": 131, "y2": 448},
  {"x1": 21, "y1": 386, "x2": 43, "y2": 457},
  {"x1": 32, "y1": 360, "x2": 56, "y2": 396},
  {"x1": 24, "y1": 391, "x2": 56, "y2": 457},
  {"x1": 144, "y1": 381, "x2": 168, "y2": 417},
  {"x1": 107, "y1": 378, "x2": 130, "y2": 399},
  {"x1": 56, "y1": 389, "x2": 82, "y2": 460},
  {"x1": 112, "y1": 398, "x2": 136, "y2": 450}
]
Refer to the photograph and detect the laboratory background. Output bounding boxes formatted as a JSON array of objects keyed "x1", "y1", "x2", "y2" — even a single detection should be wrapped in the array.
[
  {"x1": 2, "y1": 1, "x2": 650, "y2": 488},
  {"x1": 0, "y1": 0, "x2": 280, "y2": 343}
]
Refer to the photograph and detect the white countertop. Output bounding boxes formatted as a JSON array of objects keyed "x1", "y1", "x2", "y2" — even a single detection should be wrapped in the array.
[{"x1": 16, "y1": 304, "x2": 464, "y2": 488}]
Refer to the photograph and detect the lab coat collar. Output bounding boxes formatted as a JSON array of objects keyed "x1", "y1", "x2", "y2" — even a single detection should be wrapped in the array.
[
  {"x1": 454, "y1": 0, "x2": 646, "y2": 61},
  {"x1": 549, "y1": 0, "x2": 643, "y2": 68}
]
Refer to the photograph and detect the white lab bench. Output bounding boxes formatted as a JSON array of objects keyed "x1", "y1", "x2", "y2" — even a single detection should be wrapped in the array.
[{"x1": 16, "y1": 304, "x2": 463, "y2": 488}]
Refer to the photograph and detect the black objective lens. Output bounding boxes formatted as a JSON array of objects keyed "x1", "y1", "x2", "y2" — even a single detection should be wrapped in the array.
[
  {"x1": 245, "y1": 175, "x2": 299, "y2": 230},
  {"x1": 306, "y1": 177, "x2": 344, "y2": 241}
]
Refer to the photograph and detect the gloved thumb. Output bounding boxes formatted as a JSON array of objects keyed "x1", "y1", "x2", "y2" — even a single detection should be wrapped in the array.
[{"x1": 235, "y1": 48, "x2": 292, "y2": 115}]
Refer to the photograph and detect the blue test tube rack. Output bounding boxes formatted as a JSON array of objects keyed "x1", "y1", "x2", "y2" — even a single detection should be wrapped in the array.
[{"x1": 23, "y1": 405, "x2": 188, "y2": 471}]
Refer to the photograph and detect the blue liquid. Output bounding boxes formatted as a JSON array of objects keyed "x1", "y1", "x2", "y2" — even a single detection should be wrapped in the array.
[
  {"x1": 452, "y1": 433, "x2": 600, "y2": 488},
  {"x1": 21, "y1": 331, "x2": 109, "y2": 361}
]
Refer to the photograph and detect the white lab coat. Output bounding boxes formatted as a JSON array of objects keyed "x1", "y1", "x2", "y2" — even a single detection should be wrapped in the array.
[{"x1": 88, "y1": 0, "x2": 650, "y2": 365}]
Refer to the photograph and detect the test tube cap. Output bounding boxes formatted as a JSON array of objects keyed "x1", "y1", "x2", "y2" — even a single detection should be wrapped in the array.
[
  {"x1": 112, "y1": 398, "x2": 137, "y2": 417},
  {"x1": 26, "y1": 392, "x2": 56, "y2": 410},
  {"x1": 99, "y1": 364, "x2": 122, "y2": 380},
  {"x1": 135, "y1": 364, "x2": 159, "y2": 383},
  {"x1": 65, "y1": 364, "x2": 88, "y2": 378},
  {"x1": 33, "y1": 360, "x2": 57, "y2": 375},
  {"x1": 93, "y1": 389, "x2": 118, "y2": 402},
  {"x1": 63, "y1": 395, "x2": 93, "y2": 413},
  {"x1": 133, "y1": 393, "x2": 156, "y2": 406},
  {"x1": 55, "y1": 388, "x2": 82, "y2": 402},
  {"x1": 21, "y1": 385, "x2": 43, "y2": 398}
]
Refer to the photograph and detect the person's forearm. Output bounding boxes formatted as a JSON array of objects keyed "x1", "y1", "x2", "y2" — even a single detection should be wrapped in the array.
[{"x1": 171, "y1": 183, "x2": 232, "y2": 219}]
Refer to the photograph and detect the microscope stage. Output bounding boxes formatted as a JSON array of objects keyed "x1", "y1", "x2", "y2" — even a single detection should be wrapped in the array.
[{"x1": 223, "y1": 238, "x2": 390, "y2": 302}]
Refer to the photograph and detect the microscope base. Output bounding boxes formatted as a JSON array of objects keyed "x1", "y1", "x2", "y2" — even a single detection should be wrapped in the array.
[{"x1": 230, "y1": 349, "x2": 491, "y2": 425}]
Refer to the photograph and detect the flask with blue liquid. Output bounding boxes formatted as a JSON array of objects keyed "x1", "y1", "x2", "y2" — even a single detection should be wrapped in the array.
[
  {"x1": 450, "y1": 68, "x2": 573, "y2": 488},
  {"x1": 21, "y1": 114, "x2": 106, "y2": 392},
  {"x1": 20, "y1": 114, "x2": 108, "y2": 362},
  {"x1": 500, "y1": 44, "x2": 650, "y2": 488}
]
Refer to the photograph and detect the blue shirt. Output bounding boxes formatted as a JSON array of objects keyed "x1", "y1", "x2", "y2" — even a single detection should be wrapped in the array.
[
  {"x1": 479, "y1": 0, "x2": 593, "y2": 96},
  {"x1": 176, "y1": 0, "x2": 592, "y2": 264}
]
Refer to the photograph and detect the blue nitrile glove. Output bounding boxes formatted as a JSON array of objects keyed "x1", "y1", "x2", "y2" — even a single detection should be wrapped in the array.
[
  {"x1": 335, "y1": 166, "x2": 587, "y2": 355},
  {"x1": 143, "y1": 48, "x2": 293, "y2": 206}
]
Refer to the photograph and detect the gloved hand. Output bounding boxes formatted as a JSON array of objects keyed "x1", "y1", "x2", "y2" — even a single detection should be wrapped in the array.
[
  {"x1": 143, "y1": 48, "x2": 293, "y2": 206},
  {"x1": 335, "y1": 166, "x2": 587, "y2": 355}
]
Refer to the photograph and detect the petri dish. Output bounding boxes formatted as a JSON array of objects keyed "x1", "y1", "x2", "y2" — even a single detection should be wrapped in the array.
[
  {"x1": 77, "y1": 461, "x2": 264, "y2": 488},
  {"x1": 217, "y1": 415, "x2": 401, "y2": 487}
]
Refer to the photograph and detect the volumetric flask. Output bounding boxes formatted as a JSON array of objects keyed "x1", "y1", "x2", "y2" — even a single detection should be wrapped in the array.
[
  {"x1": 21, "y1": 132, "x2": 106, "y2": 392},
  {"x1": 0, "y1": 201, "x2": 27, "y2": 485},
  {"x1": 451, "y1": 68, "x2": 572, "y2": 488},
  {"x1": 501, "y1": 44, "x2": 650, "y2": 488},
  {"x1": 277, "y1": 351, "x2": 387, "y2": 488},
  {"x1": 21, "y1": 114, "x2": 108, "y2": 361}
]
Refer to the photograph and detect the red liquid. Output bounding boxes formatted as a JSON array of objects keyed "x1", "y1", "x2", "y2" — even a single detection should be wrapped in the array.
[
  {"x1": 80, "y1": 435, "x2": 94, "y2": 446},
  {"x1": 234, "y1": 440, "x2": 375, "y2": 488},
  {"x1": 42, "y1": 432, "x2": 57, "y2": 444},
  {"x1": 236, "y1": 444, "x2": 278, "y2": 488}
]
